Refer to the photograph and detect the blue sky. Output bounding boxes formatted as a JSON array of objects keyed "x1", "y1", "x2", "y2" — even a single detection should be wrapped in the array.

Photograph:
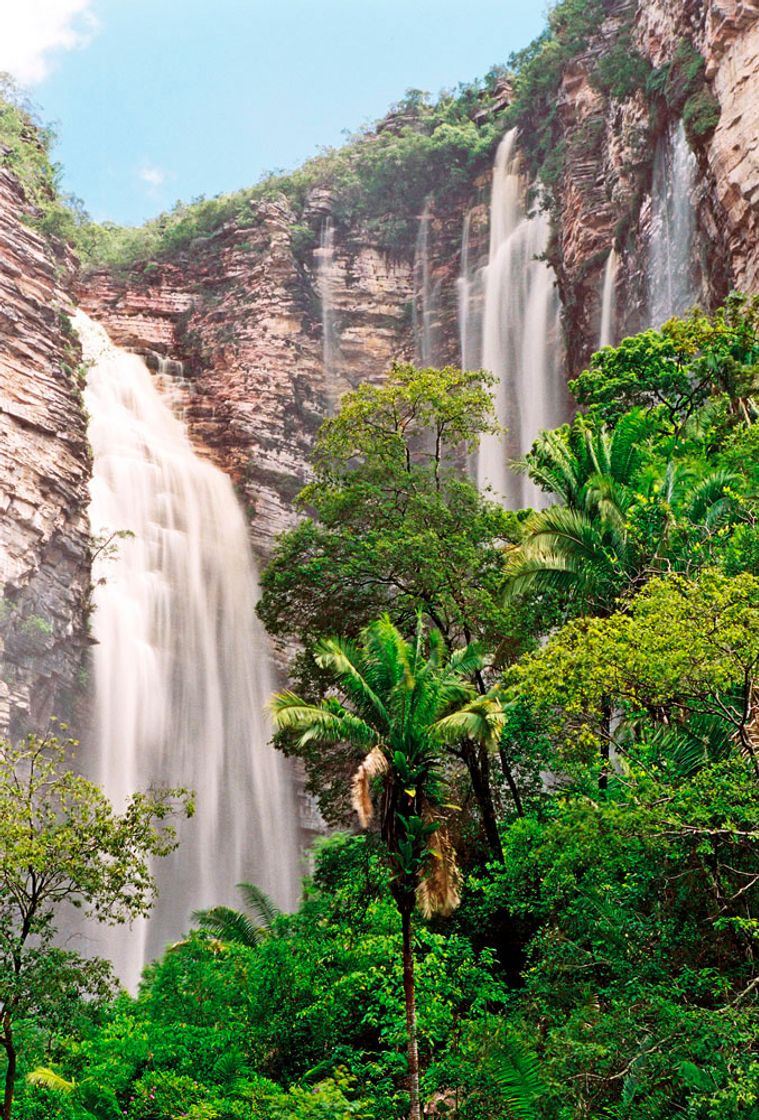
[{"x1": 1, "y1": 1, "x2": 549, "y2": 226}]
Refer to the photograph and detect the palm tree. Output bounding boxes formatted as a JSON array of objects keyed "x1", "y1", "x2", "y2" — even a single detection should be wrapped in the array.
[
  {"x1": 192, "y1": 882, "x2": 280, "y2": 948},
  {"x1": 505, "y1": 411, "x2": 736, "y2": 615},
  {"x1": 271, "y1": 615, "x2": 504, "y2": 1120}
]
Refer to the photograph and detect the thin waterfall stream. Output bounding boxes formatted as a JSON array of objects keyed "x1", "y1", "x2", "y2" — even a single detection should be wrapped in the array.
[
  {"x1": 598, "y1": 248, "x2": 619, "y2": 348},
  {"x1": 75, "y1": 311, "x2": 301, "y2": 991},
  {"x1": 647, "y1": 120, "x2": 699, "y2": 326},
  {"x1": 315, "y1": 217, "x2": 340, "y2": 414},
  {"x1": 472, "y1": 130, "x2": 567, "y2": 508}
]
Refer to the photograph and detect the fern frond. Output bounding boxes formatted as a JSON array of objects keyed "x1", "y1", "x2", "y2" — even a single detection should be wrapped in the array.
[{"x1": 27, "y1": 1069, "x2": 75, "y2": 1093}]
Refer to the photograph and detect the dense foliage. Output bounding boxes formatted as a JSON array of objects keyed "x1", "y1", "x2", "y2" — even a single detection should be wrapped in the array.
[{"x1": 5, "y1": 298, "x2": 757, "y2": 1120}]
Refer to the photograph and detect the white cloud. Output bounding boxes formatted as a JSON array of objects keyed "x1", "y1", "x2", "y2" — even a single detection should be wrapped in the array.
[
  {"x1": 0, "y1": 1, "x2": 99, "y2": 86},
  {"x1": 138, "y1": 165, "x2": 166, "y2": 190}
]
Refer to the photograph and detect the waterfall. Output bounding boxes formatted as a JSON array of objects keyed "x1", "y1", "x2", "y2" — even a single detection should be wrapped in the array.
[
  {"x1": 476, "y1": 130, "x2": 565, "y2": 508},
  {"x1": 75, "y1": 310, "x2": 301, "y2": 991},
  {"x1": 647, "y1": 120, "x2": 698, "y2": 327},
  {"x1": 598, "y1": 248, "x2": 619, "y2": 348},
  {"x1": 456, "y1": 208, "x2": 485, "y2": 372},
  {"x1": 413, "y1": 200, "x2": 441, "y2": 366},
  {"x1": 315, "y1": 217, "x2": 340, "y2": 414}
]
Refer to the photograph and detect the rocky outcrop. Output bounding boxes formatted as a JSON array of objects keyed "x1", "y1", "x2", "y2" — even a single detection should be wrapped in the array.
[
  {"x1": 79, "y1": 0, "x2": 759, "y2": 560},
  {"x1": 701, "y1": 0, "x2": 759, "y2": 292},
  {"x1": 0, "y1": 169, "x2": 91, "y2": 737},
  {"x1": 79, "y1": 198, "x2": 416, "y2": 561}
]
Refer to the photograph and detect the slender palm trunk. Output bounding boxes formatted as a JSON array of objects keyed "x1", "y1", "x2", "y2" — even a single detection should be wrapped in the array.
[{"x1": 401, "y1": 906, "x2": 421, "y2": 1120}]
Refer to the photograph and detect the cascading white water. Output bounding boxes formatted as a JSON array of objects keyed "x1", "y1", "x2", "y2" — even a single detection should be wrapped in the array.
[
  {"x1": 456, "y1": 209, "x2": 485, "y2": 373},
  {"x1": 475, "y1": 130, "x2": 565, "y2": 508},
  {"x1": 647, "y1": 120, "x2": 698, "y2": 327},
  {"x1": 413, "y1": 199, "x2": 441, "y2": 366},
  {"x1": 315, "y1": 217, "x2": 340, "y2": 414},
  {"x1": 598, "y1": 247, "x2": 619, "y2": 348},
  {"x1": 75, "y1": 311, "x2": 301, "y2": 991}
]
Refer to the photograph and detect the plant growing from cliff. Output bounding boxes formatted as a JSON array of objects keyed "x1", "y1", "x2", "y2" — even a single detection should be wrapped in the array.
[
  {"x1": 0, "y1": 729, "x2": 191, "y2": 1120},
  {"x1": 271, "y1": 616, "x2": 504, "y2": 1120}
]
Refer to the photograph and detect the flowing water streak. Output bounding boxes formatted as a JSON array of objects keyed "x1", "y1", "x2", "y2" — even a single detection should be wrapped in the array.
[
  {"x1": 476, "y1": 130, "x2": 565, "y2": 508},
  {"x1": 315, "y1": 217, "x2": 340, "y2": 414},
  {"x1": 598, "y1": 247, "x2": 619, "y2": 348},
  {"x1": 647, "y1": 120, "x2": 698, "y2": 327},
  {"x1": 456, "y1": 208, "x2": 485, "y2": 373},
  {"x1": 76, "y1": 311, "x2": 301, "y2": 990},
  {"x1": 413, "y1": 200, "x2": 441, "y2": 366}
]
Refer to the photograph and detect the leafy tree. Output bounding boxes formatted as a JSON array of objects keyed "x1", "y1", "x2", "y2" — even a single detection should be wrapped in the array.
[
  {"x1": 259, "y1": 363, "x2": 529, "y2": 839},
  {"x1": 271, "y1": 617, "x2": 504, "y2": 1120},
  {"x1": 512, "y1": 569, "x2": 759, "y2": 780},
  {"x1": 570, "y1": 296, "x2": 759, "y2": 429},
  {"x1": 0, "y1": 731, "x2": 190, "y2": 1120}
]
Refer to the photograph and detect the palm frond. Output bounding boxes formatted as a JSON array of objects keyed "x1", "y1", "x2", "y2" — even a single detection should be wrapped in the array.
[
  {"x1": 271, "y1": 693, "x2": 378, "y2": 749},
  {"x1": 686, "y1": 469, "x2": 738, "y2": 524},
  {"x1": 236, "y1": 882, "x2": 281, "y2": 929},
  {"x1": 434, "y1": 695, "x2": 504, "y2": 746},
  {"x1": 351, "y1": 745, "x2": 389, "y2": 827},
  {"x1": 312, "y1": 635, "x2": 389, "y2": 726},
  {"x1": 490, "y1": 1039, "x2": 543, "y2": 1120},
  {"x1": 192, "y1": 904, "x2": 262, "y2": 947}
]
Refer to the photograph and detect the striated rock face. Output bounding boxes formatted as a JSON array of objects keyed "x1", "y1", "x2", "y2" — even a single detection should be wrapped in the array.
[
  {"x1": 79, "y1": 198, "x2": 416, "y2": 562},
  {"x1": 0, "y1": 169, "x2": 91, "y2": 737},
  {"x1": 79, "y1": 0, "x2": 759, "y2": 563},
  {"x1": 553, "y1": 0, "x2": 759, "y2": 366},
  {"x1": 701, "y1": 0, "x2": 759, "y2": 292}
]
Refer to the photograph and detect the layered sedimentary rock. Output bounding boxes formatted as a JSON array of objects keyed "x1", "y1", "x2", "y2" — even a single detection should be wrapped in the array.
[
  {"x1": 0, "y1": 168, "x2": 90, "y2": 736},
  {"x1": 78, "y1": 0, "x2": 759, "y2": 566},
  {"x1": 79, "y1": 199, "x2": 415, "y2": 560},
  {"x1": 553, "y1": 0, "x2": 759, "y2": 366}
]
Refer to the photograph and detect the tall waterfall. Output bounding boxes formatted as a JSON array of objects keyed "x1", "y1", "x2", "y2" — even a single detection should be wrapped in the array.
[
  {"x1": 647, "y1": 120, "x2": 698, "y2": 327},
  {"x1": 75, "y1": 311, "x2": 301, "y2": 991},
  {"x1": 315, "y1": 217, "x2": 340, "y2": 414},
  {"x1": 475, "y1": 130, "x2": 565, "y2": 508},
  {"x1": 598, "y1": 248, "x2": 619, "y2": 348},
  {"x1": 413, "y1": 200, "x2": 441, "y2": 366},
  {"x1": 456, "y1": 208, "x2": 485, "y2": 373}
]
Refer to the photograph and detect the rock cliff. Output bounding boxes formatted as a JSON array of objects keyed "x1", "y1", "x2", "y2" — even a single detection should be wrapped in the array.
[
  {"x1": 2, "y1": 0, "x2": 758, "y2": 730},
  {"x1": 0, "y1": 168, "x2": 91, "y2": 736},
  {"x1": 78, "y1": 0, "x2": 759, "y2": 559}
]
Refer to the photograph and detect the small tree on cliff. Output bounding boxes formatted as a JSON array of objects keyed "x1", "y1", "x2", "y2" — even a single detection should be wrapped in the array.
[
  {"x1": 0, "y1": 729, "x2": 191, "y2": 1120},
  {"x1": 271, "y1": 616, "x2": 504, "y2": 1120}
]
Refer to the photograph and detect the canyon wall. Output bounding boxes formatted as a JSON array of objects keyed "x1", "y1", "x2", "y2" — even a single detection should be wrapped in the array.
[
  {"x1": 79, "y1": 201, "x2": 415, "y2": 560},
  {"x1": 78, "y1": 0, "x2": 759, "y2": 564},
  {"x1": 0, "y1": 168, "x2": 91, "y2": 736},
  {"x1": 2, "y1": 0, "x2": 758, "y2": 727}
]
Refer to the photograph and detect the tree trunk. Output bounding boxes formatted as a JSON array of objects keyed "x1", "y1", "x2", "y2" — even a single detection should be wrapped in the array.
[
  {"x1": 2, "y1": 1018, "x2": 15, "y2": 1120},
  {"x1": 401, "y1": 906, "x2": 421, "y2": 1120},
  {"x1": 498, "y1": 745, "x2": 524, "y2": 817},
  {"x1": 599, "y1": 702, "x2": 612, "y2": 793},
  {"x1": 465, "y1": 744, "x2": 504, "y2": 862}
]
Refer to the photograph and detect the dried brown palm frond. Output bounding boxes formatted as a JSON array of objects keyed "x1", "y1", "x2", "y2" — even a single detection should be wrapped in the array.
[
  {"x1": 351, "y1": 745, "x2": 389, "y2": 827},
  {"x1": 416, "y1": 825, "x2": 462, "y2": 918}
]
